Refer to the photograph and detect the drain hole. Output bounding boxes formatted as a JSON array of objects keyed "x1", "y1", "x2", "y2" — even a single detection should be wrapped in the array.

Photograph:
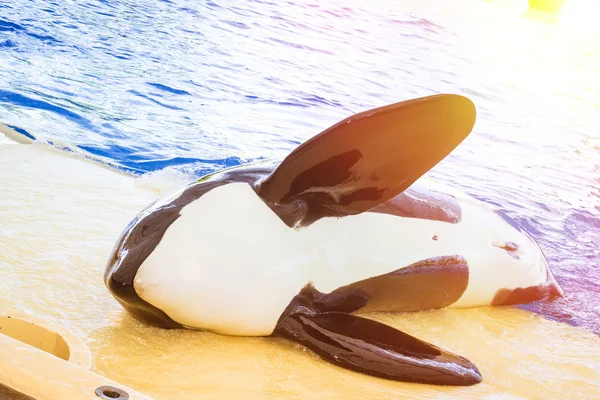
[{"x1": 95, "y1": 386, "x2": 130, "y2": 400}]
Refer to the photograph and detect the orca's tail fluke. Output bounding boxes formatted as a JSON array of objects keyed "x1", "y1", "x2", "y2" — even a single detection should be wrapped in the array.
[{"x1": 273, "y1": 310, "x2": 482, "y2": 386}]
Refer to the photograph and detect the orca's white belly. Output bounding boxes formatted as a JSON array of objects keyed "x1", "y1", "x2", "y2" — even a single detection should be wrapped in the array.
[{"x1": 134, "y1": 180, "x2": 548, "y2": 336}]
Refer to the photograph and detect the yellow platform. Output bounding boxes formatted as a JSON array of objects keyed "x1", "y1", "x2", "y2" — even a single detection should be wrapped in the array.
[{"x1": 1, "y1": 137, "x2": 599, "y2": 399}]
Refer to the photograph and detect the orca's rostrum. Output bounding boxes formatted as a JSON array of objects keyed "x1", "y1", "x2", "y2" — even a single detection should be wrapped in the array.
[{"x1": 104, "y1": 94, "x2": 563, "y2": 386}]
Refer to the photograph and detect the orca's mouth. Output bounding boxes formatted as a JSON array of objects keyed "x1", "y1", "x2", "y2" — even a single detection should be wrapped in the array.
[{"x1": 495, "y1": 210, "x2": 564, "y2": 298}]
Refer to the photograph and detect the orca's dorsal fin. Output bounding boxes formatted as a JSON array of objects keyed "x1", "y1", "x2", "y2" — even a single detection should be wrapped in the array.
[
  {"x1": 257, "y1": 94, "x2": 476, "y2": 216},
  {"x1": 274, "y1": 310, "x2": 482, "y2": 386}
]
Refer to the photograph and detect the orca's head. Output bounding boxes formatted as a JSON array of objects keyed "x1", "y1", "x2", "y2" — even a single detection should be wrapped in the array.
[{"x1": 490, "y1": 210, "x2": 563, "y2": 305}]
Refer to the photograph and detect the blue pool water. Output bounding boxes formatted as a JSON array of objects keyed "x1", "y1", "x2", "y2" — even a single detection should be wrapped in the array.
[{"x1": 1, "y1": 0, "x2": 599, "y2": 333}]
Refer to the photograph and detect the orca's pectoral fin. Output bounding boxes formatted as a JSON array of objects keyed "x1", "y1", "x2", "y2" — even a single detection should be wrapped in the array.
[
  {"x1": 257, "y1": 94, "x2": 476, "y2": 217},
  {"x1": 273, "y1": 311, "x2": 482, "y2": 386}
]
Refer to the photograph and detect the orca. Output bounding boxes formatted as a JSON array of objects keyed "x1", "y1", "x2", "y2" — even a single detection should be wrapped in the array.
[{"x1": 104, "y1": 94, "x2": 563, "y2": 386}]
